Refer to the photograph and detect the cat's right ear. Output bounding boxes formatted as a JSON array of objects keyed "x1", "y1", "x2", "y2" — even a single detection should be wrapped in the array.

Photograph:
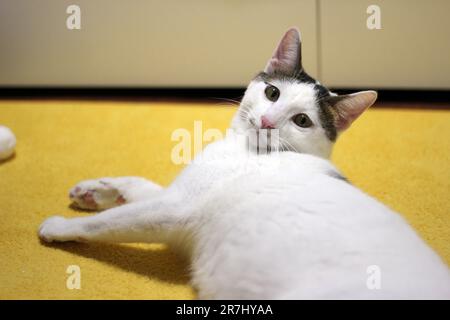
[{"x1": 264, "y1": 27, "x2": 302, "y2": 76}]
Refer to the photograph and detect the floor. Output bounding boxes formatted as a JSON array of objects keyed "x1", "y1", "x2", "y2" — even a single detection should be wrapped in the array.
[{"x1": 0, "y1": 100, "x2": 449, "y2": 299}]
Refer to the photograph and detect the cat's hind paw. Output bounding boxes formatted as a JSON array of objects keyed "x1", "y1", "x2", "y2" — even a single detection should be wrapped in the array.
[{"x1": 69, "y1": 178, "x2": 127, "y2": 211}]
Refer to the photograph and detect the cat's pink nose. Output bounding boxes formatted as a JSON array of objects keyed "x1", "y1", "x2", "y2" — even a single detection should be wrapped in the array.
[{"x1": 261, "y1": 116, "x2": 275, "y2": 129}]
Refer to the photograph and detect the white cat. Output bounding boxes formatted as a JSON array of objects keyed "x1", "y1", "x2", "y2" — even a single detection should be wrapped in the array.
[{"x1": 39, "y1": 28, "x2": 450, "y2": 299}]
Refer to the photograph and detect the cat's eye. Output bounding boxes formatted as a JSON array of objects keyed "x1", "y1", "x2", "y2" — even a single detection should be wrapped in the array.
[
  {"x1": 292, "y1": 113, "x2": 313, "y2": 128},
  {"x1": 264, "y1": 84, "x2": 280, "y2": 102}
]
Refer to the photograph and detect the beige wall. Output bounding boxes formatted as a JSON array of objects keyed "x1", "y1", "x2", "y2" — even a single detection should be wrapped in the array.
[
  {"x1": 0, "y1": 0, "x2": 449, "y2": 89},
  {"x1": 0, "y1": 0, "x2": 318, "y2": 87},
  {"x1": 320, "y1": 0, "x2": 450, "y2": 89}
]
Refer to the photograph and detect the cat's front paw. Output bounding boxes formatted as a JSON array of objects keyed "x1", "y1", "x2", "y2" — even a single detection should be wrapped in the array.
[
  {"x1": 69, "y1": 179, "x2": 126, "y2": 211},
  {"x1": 38, "y1": 216, "x2": 76, "y2": 243}
]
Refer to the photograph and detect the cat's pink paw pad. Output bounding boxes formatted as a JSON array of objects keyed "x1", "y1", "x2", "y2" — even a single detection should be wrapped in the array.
[
  {"x1": 80, "y1": 190, "x2": 97, "y2": 208},
  {"x1": 70, "y1": 189, "x2": 98, "y2": 210},
  {"x1": 69, "y1": 179, "x2": 127, "y2": 211},
  {"x1": 116, "y1": 195, "x2": 126, "y2": 205}
]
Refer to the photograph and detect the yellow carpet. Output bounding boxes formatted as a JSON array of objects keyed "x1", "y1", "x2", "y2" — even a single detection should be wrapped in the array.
[{"x1": 0, "y1": 100, "x2": 449, "y2": 299}]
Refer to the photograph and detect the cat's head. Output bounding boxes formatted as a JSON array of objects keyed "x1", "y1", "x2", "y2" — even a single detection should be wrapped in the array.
[{"x1": 231, "y1": 27, "x2": 377, "y2": 158}]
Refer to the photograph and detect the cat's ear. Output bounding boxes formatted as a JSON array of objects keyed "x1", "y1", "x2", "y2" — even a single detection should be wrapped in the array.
[
  {"x1": 264, "y1": 27, "x2": 302, "y2": 76},
  {"x1": 327, "y1": 91, "x2": 378, "y2": 131}
]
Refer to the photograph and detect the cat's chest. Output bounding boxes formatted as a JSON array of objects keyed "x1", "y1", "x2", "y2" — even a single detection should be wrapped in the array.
[
  {"x1": 170, "y1": 139, "x2": 265, "y2": 195},
  {"x1": 171, "y1": 139, "x2": 330, "y2": 199}
]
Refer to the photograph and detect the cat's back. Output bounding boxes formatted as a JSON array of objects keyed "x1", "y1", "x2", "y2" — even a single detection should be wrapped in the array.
[{"x1": 191, "y1": 151, "x2": 450, "y2": 299}]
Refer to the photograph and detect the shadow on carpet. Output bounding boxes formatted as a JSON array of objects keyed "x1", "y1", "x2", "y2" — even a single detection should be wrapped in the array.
[{"x1": 40, "y1": 241, "x2": 191, "y2": 285}]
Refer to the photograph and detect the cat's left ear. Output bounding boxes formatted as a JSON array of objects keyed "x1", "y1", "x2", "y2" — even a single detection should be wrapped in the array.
[
  {"x1": 264, "y1": 27, "x2": 302, "y2": 76},
  {"x1": 327, "y1": 91, "x2": 378, "y2": 131}
]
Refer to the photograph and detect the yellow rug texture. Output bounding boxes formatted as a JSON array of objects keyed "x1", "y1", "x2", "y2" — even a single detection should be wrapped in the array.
[{"x1": 0, "y1": 100, "x2": 449, "y2": 299}]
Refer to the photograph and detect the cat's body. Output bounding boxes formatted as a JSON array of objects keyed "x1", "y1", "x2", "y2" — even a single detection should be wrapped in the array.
[
  {"x1": 172, "y1": 139, "x2": 450, "y2": 299},
  {"x1": 39, "y1": 28, "x2": 450, "y2": 299},
  {"x1": 39, "y1": 137, "x2": 450, "y2": 299}
]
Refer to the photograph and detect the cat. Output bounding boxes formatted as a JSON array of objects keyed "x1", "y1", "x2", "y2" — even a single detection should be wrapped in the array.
[{"x1": 39, "y1": 27, "x2": 450, "y2": 299}]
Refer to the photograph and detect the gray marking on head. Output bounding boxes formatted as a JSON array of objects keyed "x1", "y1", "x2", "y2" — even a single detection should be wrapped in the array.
[
  {"x1": 317, "y1": 96, "x2": 338, "y2": 142},
  {"x1": 255, "y1": 69, "x2": 317, "y2": 85}
]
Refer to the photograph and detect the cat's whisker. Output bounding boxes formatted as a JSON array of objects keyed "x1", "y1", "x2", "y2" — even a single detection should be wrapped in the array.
[
  {"x1": 237, "y1": 107, "x2": 257, "y2": 125},
  {"x1": 214, "y1": 102, "x2": 239, "y2": 108},
  {"x1": 210, "y1": 97, "x2": 244, "y2": 106},
  {"x1": 277, "y1": 139, "x2": 287, "y2": 152},
  {"x1": 285, "y1": 141, "x2": 300, "y2": 153},
  {"x1": 279, "y1": 137, "x2": 300, "y2": 153}
]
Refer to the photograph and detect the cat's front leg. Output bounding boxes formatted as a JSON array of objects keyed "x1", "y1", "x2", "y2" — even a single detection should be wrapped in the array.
[
  {"x1": 39, "y1": 194, "x2": 191, "y2": 244},
  {"x1": 69, "y1": 177, "x2": 163, "y2": 210}
]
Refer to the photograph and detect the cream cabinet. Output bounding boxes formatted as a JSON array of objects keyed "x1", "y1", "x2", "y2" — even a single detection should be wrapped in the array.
[
  {"x1": 319, "y1": 0, "x2": 450, "y2": 89},
  {"x1": 0, "y1": 0, "x2": 449, "y2": 89},
  {"x1": 0, "y1": 0, "x2": 318, "y2": 87}
]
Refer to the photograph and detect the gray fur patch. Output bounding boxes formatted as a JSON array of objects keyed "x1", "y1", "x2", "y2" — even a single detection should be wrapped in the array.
[
  {"x1": 317, "y1": 98, "x2": 338, "y2": 142},
  {"x1": 327, "y1": 170, "x2": 349, "y2": 183}
]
